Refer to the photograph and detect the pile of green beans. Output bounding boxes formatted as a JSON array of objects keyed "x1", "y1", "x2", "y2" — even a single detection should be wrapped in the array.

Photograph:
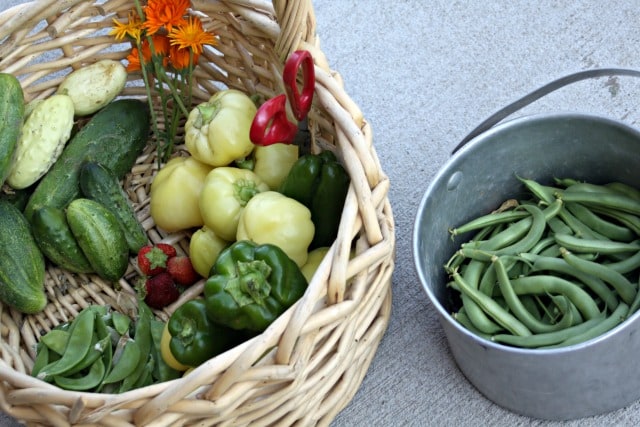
[
  {"x1": 32, "y1": 301, "x2": 181, "y2": 392},
  {"x1": 445, "y1": 176, "x2": 640, "y2": 349}
]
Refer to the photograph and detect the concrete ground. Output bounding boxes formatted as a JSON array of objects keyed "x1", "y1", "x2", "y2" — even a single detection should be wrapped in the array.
[{"x1": 3, "y1": 1, "x2": 640, "y2": 426}]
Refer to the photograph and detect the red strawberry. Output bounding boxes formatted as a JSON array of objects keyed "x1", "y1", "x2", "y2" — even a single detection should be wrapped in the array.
[
  {"x1": 142, "y1": 272, "x2": 180, "y2": 309},
  {"x1": 137, "y1": 243, "x2": 177, "y2": 276},
  {"x1": 167, "y1": 256, "x2": 200, "y2": 287}
]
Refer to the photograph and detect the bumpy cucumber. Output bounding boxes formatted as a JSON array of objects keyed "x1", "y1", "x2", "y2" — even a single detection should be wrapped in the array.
[
  {"x1": 24, "y1": 99, "x2": 150, "y2": 222},
  {"x1": 66, "y1": 198, "x2": 129, "y2": 282},
  {"x1": 57, "y1": 59, "x2": 127, "y2": 116},
  {"x1": 0, "y1": 199, "x2": 46, "y2": 314},
  {"x1": 80, "y1": 161, "x2": 148, "y2": 253},
  {"x1": 7, "y1": 94, "x2": 75, "y2": 189},
  {"x1": 0, "y1": 73, "x2": 25, "y2": 186},
  {"x1": 31, "y1": 206, "x2": 94, "y2": 274}
]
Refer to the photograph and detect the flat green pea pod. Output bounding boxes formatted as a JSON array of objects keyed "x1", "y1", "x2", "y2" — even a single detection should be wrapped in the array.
[
  {"x1": 36, "y1": 307, "x2": 95, "y2": 381},
  {"x1": 102, "y1": 336, "x2": 141, "y2": 385},
  {"x1": 150, "y1": 319, "x2": 182, "y2": 383},
  {"x1": 53, "y1": 358, "x2": 106, "y2": 391},
  {"x1": 119, "y1": 301, "x2": 153, "y2": 392}
]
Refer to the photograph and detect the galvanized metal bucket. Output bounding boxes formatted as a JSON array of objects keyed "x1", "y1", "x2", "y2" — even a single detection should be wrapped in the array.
[{"x1": 413, "y1": 68, "x2": 640, "y2": 420}]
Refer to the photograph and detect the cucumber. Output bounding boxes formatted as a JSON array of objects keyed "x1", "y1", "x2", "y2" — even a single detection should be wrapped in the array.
[
  {"x1": 0, "y1": 73, "x2": 25, "y2": 186},
  {"x1": 31, "y1": 206, "x2": 94, "y2": 274},
  {"x1": 79, "y1": 162, "x2": 148, "y2": 254},
  {"x1": 7, "y1": 94, "x2": 75, "y2": 189},
  {"x1": 0, "y1": 199, "x2": 46, "y2": 314},
  {"x1": 66, "y1": 198, "x2": 129, "y2": 282},
  {"x1": 24, "y1": 99, "x2": 151, "y2": 222}
]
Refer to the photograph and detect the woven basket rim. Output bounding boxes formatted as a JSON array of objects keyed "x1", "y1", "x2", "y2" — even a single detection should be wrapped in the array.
[{"x1": 0, "y1": 0, "x2": 396, "y2": 425}]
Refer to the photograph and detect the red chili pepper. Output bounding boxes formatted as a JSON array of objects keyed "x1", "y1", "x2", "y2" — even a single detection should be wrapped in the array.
[{"x1": 249, "y1": 94, "x2": 299, "y2": 146}]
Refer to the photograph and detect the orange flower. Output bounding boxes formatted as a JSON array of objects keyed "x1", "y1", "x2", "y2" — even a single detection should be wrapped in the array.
[
  {"x1": 110, "y1": 10, "x2": 144, "y2": 43},
  {"x1": 169, "y1": 44, "x2": 196, "y2": 70},
  {"x1": 143, "y1": 0, "x2": 190, "y2": 35},
  {"x1": 126, "y1": 35, "x2": 171, "y2": 72},
  {"x1": 169, "y1": 16, "x2": 217, "y2": 55}
]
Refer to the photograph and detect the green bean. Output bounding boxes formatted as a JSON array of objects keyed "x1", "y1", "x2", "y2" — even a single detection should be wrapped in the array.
[
  {"x1": 606, "y1": 182, "x2": 640, "y2": 202},
  {"x1": 53, "y1": 358, "x2": 106, "y2": 391},
  {"x1": 520, "y1": 253, "x2": 619, "y2": 311},
  {"x1": 460, "y1": 260, "x2": 503, "y2": 334},
  {"x1": 37, "y1": 307, "x2": 95, "y2": 380},
  {"x1": 588, "y1": 205, "x2": 640, "y2": 236},
  {"x1": 543, "y1": 302, "x2": 629, "y2": 348},
  {"x1": 494, "y1": 204, "x2": 549, "y2": 256},
  {"x1": 559, "y1": 190, "x2": 640, "y2": 216},
  {"x1": 451, "y1": 269, "x2": 532, "y2": 336},
  {"x1": 560, "y1": 247, "x2": 637, "y2": 306},
  {"x1": 602, "y1": 250, "x2": 640, "y2": 274},
  {"x1": 449, "y1": 209, "x2": 529, "y2": 237},
  {"x1": 550, "y1": 295, "x2": 583, "y2": 325},
  {"x1": 628, "y1": 277, "x2": 640, "y2": 315},
  {"x1": 493, "y1": 256, "x2": 573, "y2": 333},
  {"x1": 563, "y1": 182, "x2": 617, "y2": 194},
  {"x1": 478, "y1": 262, "x2": 497, "y2": 296},
  {"x1": 539, "y1": 243, "x2": 561, "y2": 258},
  {"x1": 557, "y1": 206, "x2": 608, "y2": 240},
  {"x1": 517, "y1": 176, "x2": 557, "y2": 204},
  {"x1": 547, "y1": 216, "x2": 573, "y2": 236},
  {"x1": 453, "y1": 308, "x2": 493, "y2": 340},
  {"x1": 553, "y1": 233, "x2": 640, "y2": 255},
  {"x1": 529, "y1": 236, "x2": 557, "y2": 255},
  {"x1": 565, "y1": 202, "x2": 636, "y2": 242},
  {"x1": 509, "y1": 275, "x2": 601, "y2": 320},
  {"x1": 491, "y1": 315, "x2": 605, "y2": 348}
]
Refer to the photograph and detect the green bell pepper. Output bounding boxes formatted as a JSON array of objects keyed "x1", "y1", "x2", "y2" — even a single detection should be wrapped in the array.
[
  {"x1": 167, "y1": 299, "x2": 237, "y2": 367},
  {"x1": 279, "y1": 150, "x2": 350, "y2": 249},
  {"x1": 204, "y1": 240, "x2": 308, "y2": 332}
]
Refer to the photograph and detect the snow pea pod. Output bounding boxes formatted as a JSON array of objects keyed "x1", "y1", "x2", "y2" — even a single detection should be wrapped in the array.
[{"x1": 36, "y1": 307, "x2": 95, "y2": 380}]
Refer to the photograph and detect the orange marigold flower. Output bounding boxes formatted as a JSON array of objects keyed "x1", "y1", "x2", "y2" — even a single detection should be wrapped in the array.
[
  {"x1": 169, "y1": 16, "x2": 217, "y2": 55},
  {"x1": 143, "y1": 0, "x2": 190, "y2": 35},
  {"x1": 110, "y1": 10, "x2": 144, "y2": 43},
  {"x1": 169, "y1": 44, "x2": 198, "y2": 70},
  {"x1": 126, "y1": 35, "x2": 171, "y2": 72}
]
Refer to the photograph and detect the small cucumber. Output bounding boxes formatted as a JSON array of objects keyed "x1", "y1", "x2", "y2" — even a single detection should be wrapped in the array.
[
  {"x1": 66, "y1": 198, "x2": 129, "y2": 282},
  {"x1": 24, "y1": 99, "x2": 151, "y2": 222},
  {"x1": 7, "y1": 94, "x2": 75, "y2": 189},
  {"x1": 57, "y1": 59, "x2": 127, "y2": 116},
  {"x1": 0, "y1": 199, "x2": 46, "y2": 314},
  {"x1": 0, "y1": 73, "x2": 25, "y2": 186},
  {"x1": 80, "y1": 161, "x2": 148, "y2": 253},
  {"x1": 31, "y1": 206, "x2": 94, "y2": 274}
]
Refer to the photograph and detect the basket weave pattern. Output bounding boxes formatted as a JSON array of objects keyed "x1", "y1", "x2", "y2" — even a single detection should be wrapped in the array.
[{"x1": 0, "y1": 0, "x2": 395, "y2": 425}]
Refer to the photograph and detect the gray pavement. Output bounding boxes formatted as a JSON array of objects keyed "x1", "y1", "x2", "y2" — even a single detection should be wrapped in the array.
[{"x1": 3, "y1": 1, "x2": 640, "y2": 426}]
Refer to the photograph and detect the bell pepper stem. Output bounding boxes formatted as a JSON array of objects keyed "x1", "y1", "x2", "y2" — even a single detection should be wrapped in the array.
[{"x1": 224, "y1": 260, "x2": 272, "y2": 307}]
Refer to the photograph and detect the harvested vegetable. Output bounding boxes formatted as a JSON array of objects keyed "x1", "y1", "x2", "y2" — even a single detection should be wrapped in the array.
[{"x1": 445, "y1": 176, "x2": 640, "y2": 349}]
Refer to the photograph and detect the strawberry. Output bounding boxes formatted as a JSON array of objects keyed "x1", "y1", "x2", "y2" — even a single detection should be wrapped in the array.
[
  {"x1": 167, "y1": 256, "x2": 200, "y2": 287},
  {"x1": 142, "y1": 272, "x2": 180, "y2": 309},
  {"x1": 137, "y1": 243, "x2": 177, "y2": 276}
]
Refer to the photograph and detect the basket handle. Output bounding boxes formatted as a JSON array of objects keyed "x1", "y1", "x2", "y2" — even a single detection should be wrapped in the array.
[
  {"x1": 451, "y1": 67, "x2": 640, "y2": 154},
  {"x1": 272, "y1": 0, "x2": 317, "y2": 61}
]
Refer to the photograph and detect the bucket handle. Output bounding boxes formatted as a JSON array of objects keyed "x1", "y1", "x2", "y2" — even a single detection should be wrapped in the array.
[{"x1": 451, "y1": 67, "x2": 640, "y2": 154}]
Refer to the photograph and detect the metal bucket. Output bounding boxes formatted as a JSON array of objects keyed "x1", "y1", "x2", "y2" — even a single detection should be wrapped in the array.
[{"x1": 413, "y1": 112, "x2": 640, "y2": 420}]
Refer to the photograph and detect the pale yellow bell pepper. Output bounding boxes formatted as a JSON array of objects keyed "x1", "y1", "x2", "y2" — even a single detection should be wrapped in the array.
[
  {"x1": 150, "y1": 156, "x2": 213, "y2": 232},
  {"x1": 199, "y1": 166, "x2": 269, "y2": 241},
  {"x1": 236, "y1": 191, "x2": 314, "y2": 267},
  {"x1": 251, "y1": 143, "x2": 299, "y2": 190},
  {"x1": 189, "y1": 226, "x2": 229, "y2": 278},
  {"x1": 184, "y1": 89, "x2": 257, "y2": 167}
]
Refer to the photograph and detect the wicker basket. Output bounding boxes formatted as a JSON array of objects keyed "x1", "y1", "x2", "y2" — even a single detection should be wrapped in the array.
[{"x1": 0, "y1": 0, "x2": 395, "y2": 425}]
